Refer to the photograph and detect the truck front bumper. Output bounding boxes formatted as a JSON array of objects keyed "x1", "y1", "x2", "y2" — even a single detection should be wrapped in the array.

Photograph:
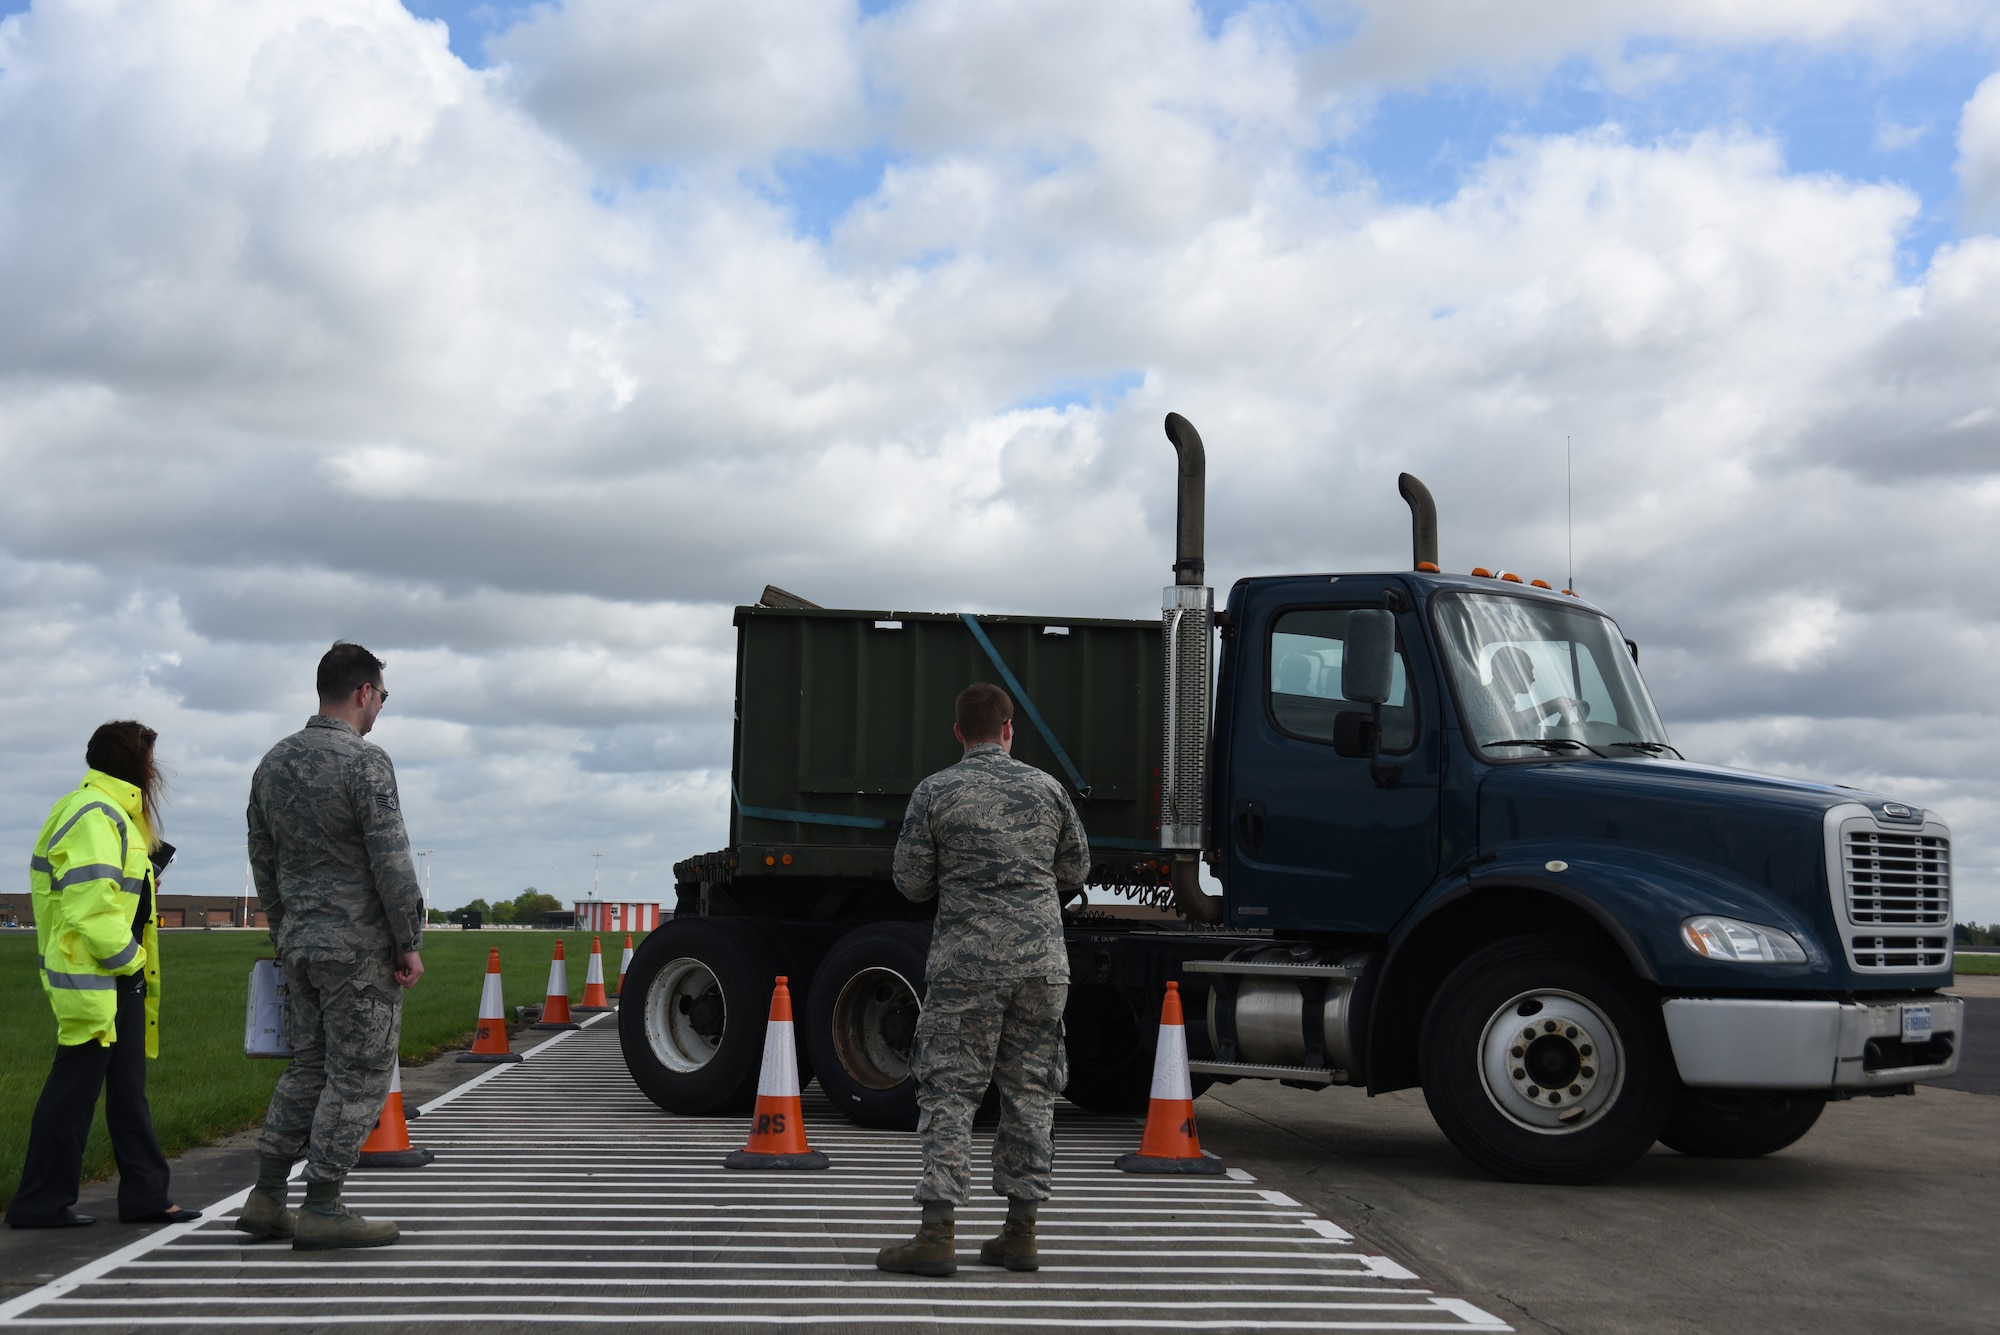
[{"x1": 1661, "y1": 996, "x2": 1964, "y2": 1090}]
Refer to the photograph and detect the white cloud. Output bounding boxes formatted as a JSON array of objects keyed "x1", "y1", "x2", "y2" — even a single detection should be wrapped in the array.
[
  {"x1": 1959, "y1": 70, "x2": 2000, "y2": 229},
  {"x1": 0, "y1": 1, "x2": 1997, "y2": 922},
  {"x1": 487, "y1": 0, "x2": 867, "y2": 164}
]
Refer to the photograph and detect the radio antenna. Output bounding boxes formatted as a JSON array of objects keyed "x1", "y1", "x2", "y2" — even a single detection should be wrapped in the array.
[{"x1": 1566, "y1": 435, "x2": 1574, "y2": 594}]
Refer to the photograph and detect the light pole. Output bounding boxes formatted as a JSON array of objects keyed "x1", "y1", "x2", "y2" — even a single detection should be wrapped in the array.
[
  {"x1": 416, "y1": 849, "x2": 434, "y2": 920},
  {"x1": 590, "y1": 851, "x2": 602, "y2": 930}
]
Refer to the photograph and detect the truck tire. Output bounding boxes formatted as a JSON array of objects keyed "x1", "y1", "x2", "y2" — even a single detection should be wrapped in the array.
[
  {"x1": 805, "y1": 923, "x2": 931, "y2": 1130},
  {"x1": 1658, "y1": 1089, "x2": 1826, "y2": 1159},
  {"x1": 1061, "y1": 985, "x2": 1152, "y2": 1114},
  {"x1": 1418, "y1": 936, "x2": 1672, "y2": 1185},
  {"x1": 619, "y1": 916, "x2": 780, "y2": 1117}
]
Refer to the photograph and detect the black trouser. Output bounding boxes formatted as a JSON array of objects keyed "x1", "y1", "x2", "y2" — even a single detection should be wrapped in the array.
[{"x1": 7, "y1": 974, "x2": 171, "y2": 1224}]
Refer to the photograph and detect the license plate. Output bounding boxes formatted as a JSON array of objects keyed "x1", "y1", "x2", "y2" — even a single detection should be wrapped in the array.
[{"x1": 1901, "y1": 1004, "x2": 1933, "y2": 1044}]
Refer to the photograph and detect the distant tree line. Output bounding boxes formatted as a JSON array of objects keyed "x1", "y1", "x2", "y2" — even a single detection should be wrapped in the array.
[
  {"x1": 437, "y1": 888, "x2": 565, "y2": 927},
  {"x1": 1954, "y1": 923, "x2": 1998, "y2": 948}
]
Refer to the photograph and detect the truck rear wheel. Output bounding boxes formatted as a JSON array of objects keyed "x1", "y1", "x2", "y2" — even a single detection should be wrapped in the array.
[
  {"x1": 1658, "y1": 1089, "x2": 1826, "y2": 1159},
  {"x1": 805, "y1": 923, "x2": 930, "y2": 1130},
  {"x1": 1419, "y1": 936, "x2": 1672, "y2": 1185},
  {"x1": 619, "y1": 916, "x2": 779, "y2": 1117},
  {"x1": 1060, "y1": 985, "x2": 1152, "y2": 1113}
]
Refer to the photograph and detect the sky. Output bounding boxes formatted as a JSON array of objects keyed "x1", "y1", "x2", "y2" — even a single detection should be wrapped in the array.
[{"x1": 1, "y1": 0, "x2": 1998, "y2": 921}]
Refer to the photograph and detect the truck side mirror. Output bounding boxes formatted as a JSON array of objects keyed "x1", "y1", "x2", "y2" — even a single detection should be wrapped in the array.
[{"x1": 1342, "y1": 610, "x2": 1396, "y2": 705}]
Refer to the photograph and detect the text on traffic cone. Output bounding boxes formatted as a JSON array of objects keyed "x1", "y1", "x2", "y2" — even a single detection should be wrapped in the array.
[
  {"x1": 1116, "y1": 981, "x2": 1225, "y2": 1174},
  {"x1": 457, "y1": 946, "x2": 523, "y2": 1063},
  {"x1": 724, "y1": 976, "x2": 829, "y2": 1170},
  {"x1": 358, "y1": 1059, "x2": 434, "y2": 1167}
]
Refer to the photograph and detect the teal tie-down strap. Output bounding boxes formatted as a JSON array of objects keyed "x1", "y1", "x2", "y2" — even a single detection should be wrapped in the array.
[
  {"x1": 958, "y1": 613, "x2": 1092, "y2": 798},
  {"x1": 732, "y1": 784, "x2": 894, "y2": 831}
]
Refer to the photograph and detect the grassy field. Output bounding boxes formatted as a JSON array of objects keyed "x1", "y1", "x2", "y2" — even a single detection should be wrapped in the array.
[
  {"x1": 0, "y1": 929, "x2": 636, "y2": 1208},
  {"x1": 1956, "y1": 952, "x2": 2000, "y2": 975}
]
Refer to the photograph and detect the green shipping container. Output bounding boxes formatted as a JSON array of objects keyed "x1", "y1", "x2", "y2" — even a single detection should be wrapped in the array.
[{"x1": 724, "y1": 605, "x2": 1164, "y2": 886}]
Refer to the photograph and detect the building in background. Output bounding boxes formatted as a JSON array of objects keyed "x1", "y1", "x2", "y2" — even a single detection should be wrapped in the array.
[
  {"x1": 0, "y1": 892, "x2": 264, "y2": 929},
  {"x1": 573, "y1": 899, "x2": 663, "y2": 934}
]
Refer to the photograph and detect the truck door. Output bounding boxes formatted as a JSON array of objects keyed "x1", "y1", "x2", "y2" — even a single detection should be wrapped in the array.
[{"x1": 1223, "y1": 584, "x2": 1441, "y2": 932}]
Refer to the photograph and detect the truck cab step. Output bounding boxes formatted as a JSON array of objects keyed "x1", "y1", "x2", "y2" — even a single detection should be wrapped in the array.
[
  {"x1": 1183, "y1": 958, "x2": 1364, "y2": 979},
  {"x1": 1189, "y1": 1059, "x2": 1346, "y2": 1085}
]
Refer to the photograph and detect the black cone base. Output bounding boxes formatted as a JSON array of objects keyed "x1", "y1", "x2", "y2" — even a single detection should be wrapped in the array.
[
  {"x1": 358, "y1": 1147, "x2": 435, "y2": 1168},
  {"x1": 724, "y1": 1149, "x2": 830, "y2": 1171},
  {"x1": 457, "y1": 1051, "x2": 523, "y2": 1064},
  {"x1": 405, "y1": 1105, "x2": 421, "y2": 1121},
  {"x1": 1114, "y1": 1152, "x2": 1227, "y2": 1175},
  {"x1": 572, "y1": 1005, "x2": 614, "y2": 1014},
  {"x1": 530, "y1": 1020, "x2": 582, "y2": 1031}
]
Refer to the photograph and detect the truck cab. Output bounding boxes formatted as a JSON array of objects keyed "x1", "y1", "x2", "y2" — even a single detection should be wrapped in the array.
[{"x1": 1187, "y1": 564, "x2": 1961, "y2": 1181}]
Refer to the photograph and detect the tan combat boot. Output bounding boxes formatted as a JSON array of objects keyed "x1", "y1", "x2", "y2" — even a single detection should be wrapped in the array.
[
  {"x1": 876, "y1": 1201, "x2": 956, "y2": 1276},
  {"x1": 979, "y1": 1197, "x2": 1039, "y2": 1271},
  {"x1": 292, "y1": 1180, "x2": 399, "y2": 1251},
  {"x1": 233, "y1": 1154, "x2": 297, "y2": 1242}
]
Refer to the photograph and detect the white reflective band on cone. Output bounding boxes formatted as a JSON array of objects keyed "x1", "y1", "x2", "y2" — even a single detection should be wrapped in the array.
[
  {"x1": 387, "y1": 1061, "x2": 402, "y2": 1094},
  {"x1": 757, "y1": 1019, "x2": 800, "y2": 1096},
  {"x1": 546, "y1": 957, "x2": 568, "y2": 992},
  {"x1": 1149, "y1": 1022, "x2": 1193, "y2": 1102},
  {"x1": 585, "y1": 953, "x2": 604, "y2": 984},
  {"x1": 478, "y1": 971, "x2": 505, "y2": 1017}
]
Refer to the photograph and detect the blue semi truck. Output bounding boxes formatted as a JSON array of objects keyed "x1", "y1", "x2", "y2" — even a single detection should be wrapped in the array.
[{"x1": 620, "y1": 412, "x2": 1963, "y2": 1184}]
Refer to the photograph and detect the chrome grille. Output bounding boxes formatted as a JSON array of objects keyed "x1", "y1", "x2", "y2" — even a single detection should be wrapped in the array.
[
  {"x1": 1845, "y1": 830, "x2": 1950, "y2": 926},
  {"x1": 1849, "y1": 935, "x2": 1951, "y2": 970}
]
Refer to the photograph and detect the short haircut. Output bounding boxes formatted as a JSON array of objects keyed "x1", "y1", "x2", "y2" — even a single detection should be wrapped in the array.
[
  {"x1": 955, "y1": 682, "x2": 1013, "y2": 741},
  {"x1": 317, "y1": 641, "x2": 386, "y2": 701},
  {"x1": 86, "y1": 720, "x2": 162, "y2": 831}
]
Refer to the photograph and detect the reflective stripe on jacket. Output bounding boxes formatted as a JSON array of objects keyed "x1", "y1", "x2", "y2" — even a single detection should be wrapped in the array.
[{"x1": 29, "y1": 770, "x2": 161, "y2": 1054}]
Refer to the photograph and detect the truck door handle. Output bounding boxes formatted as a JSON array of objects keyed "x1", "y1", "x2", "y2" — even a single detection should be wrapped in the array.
[{"x1": 1234, "y1": 799, "x2": 1267, "y2": 858}]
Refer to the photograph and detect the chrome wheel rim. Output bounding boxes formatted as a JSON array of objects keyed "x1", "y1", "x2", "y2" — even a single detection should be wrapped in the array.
[
  {"x1": 1477, "y1": 988, "x2": 1625, "y2": 1134},
  {"x1": 644, "y1": 956, "x2": 725, "y2": 1074},
  {"x1": 830, "y1": 966, "x2": 920, "y2": 1090}
]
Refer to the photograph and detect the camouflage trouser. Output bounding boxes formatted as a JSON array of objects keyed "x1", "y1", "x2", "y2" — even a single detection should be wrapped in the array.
[
  {"x1": 257, "y1": 952, "x2": 401, "y2": 1184},
  {"x1": 912, "y1": 976, "x2": 1069, "y2": 1205}
]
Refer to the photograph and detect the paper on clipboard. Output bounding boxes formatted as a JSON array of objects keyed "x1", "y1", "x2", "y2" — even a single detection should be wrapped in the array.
[{"x1": 245, "y1": 958, "x2": 293, "y2": 1058}]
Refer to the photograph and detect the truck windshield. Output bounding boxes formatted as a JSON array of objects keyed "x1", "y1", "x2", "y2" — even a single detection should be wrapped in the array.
[{"x1": 1431, "y1": 592, "x2": 1671, "y2": 758}]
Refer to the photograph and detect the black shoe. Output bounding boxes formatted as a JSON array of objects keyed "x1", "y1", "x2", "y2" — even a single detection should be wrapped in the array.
[
  {"x1": 7, "y1": 1210, "x2": 96, "y2": 1228},
  {"x1": 123, "y1": 1207, "x2": 202, "y2": 1224}
]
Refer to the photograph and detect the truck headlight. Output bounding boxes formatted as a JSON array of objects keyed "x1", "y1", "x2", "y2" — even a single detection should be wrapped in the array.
[{"x1": 1681, "y1": 916, "x2": 1809, "y2": 964}]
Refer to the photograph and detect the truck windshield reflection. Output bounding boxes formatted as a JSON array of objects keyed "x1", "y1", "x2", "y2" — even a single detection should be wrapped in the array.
[{"x1": 1432, "y1": 592, "x2": 1672, "y2": 757}]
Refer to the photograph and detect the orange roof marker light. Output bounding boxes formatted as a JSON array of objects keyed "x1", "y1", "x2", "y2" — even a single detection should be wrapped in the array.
[
  {"x1": 1530, "y1": 579, "x2": 1552, "y2": 589},
  {"x1": 1417, "y1": 561, "x2": 1440, "y2": 573},
  {"x1": 1562, "y1": 589, "x2": 1579, "y2": 597},
  {"x1": 1470, "y1": 567, "x2": 1494, "y2": 578},
  {"x1": 1500, "y1": 572, "x2": 1524, "y2": 583}
]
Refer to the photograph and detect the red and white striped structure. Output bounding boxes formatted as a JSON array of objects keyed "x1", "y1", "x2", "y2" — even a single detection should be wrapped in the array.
[{"x1": 573, "y1": 900, "x2": 662, "y2": 933}]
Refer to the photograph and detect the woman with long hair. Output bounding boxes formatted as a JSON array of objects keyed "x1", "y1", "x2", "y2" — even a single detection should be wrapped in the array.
[{"x1": 5, "y1": 721, "x2": 197, "y2": 1228}]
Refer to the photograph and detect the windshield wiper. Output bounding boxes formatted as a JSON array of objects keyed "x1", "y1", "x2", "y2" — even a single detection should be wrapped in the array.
[
  {"x1": 1481, "y1": 737, "x2": 1606, "y2": 757},
  {"x1": 1606, "y1": 740, "x2": 1684, "y2": 759}
]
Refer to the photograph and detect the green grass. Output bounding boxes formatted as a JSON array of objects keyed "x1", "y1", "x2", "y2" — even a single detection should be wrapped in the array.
[
  {"x1": 1954, "y1": 952, "x2": 2000, "y2": 975},
  {"x1": 0, "y1": 930, "x2": 637, "y2": 1207}
]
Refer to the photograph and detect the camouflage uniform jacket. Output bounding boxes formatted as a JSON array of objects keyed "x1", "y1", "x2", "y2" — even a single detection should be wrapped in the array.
[
  {"x1": 247, "y1": 716, "x2": 423, "y2": 963},
  {"x1": 894, "y1": 742, "x2": 1087, "y2": 984}
]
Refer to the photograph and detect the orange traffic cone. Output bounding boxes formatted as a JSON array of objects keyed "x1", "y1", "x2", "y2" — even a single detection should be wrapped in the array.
[
  {"x1": 575, "y1": 935, "x2": 613, "y2": 1013},
  {"x1": 1116, "y1": 981, "x2": 1225, "y2": 1175},
  {"x1": 724, "y1": 976, "x2": 828, "y2": 1171},
  {"x1": 615, "y1": 933, "x2": 634, "y2": 998},
  {"x1": 531, "y1": 939, "x2": 580, "y2": 1030},
  {"x1": 457, "y1": 946, "x2": 523, "y2": 1064},
  {"x1": 357, "y1": 1060, "x2": 434, "y2": 1168}
]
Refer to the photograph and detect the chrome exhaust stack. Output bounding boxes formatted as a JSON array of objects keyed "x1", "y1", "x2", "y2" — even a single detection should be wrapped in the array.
[
  {"x1": 1397, "y1": 473, "x2": 1438, "y2": 571},
  {"x1": 1161, "y1": 413, "x2": 1224, "y2": 924}
]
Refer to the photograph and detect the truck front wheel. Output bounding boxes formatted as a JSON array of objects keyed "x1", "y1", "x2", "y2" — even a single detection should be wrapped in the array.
[
  {"x1": 1419, "y1": 936, "x2": 1672, "y2": 1185},
  {"x1": 1658, "y1": 1089, "x2": 1826, "y2": 1159},
  {"x1": 618, "y1": 916, "x2": 779, "y2": 1117}
]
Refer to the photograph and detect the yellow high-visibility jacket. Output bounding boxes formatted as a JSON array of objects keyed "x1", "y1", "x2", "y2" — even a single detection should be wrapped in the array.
[{"x1": 29, "y1": 770, "x2": 161, "y2": 1055}]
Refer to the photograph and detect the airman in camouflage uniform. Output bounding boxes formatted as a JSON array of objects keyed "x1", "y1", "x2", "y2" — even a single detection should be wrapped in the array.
[
  {"x1": 877, "y1": 682, "x2": 1087, "y2": 1277},
  {"x1": 239, "y1": 642, "x2": 424, "y2": 1251}
]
